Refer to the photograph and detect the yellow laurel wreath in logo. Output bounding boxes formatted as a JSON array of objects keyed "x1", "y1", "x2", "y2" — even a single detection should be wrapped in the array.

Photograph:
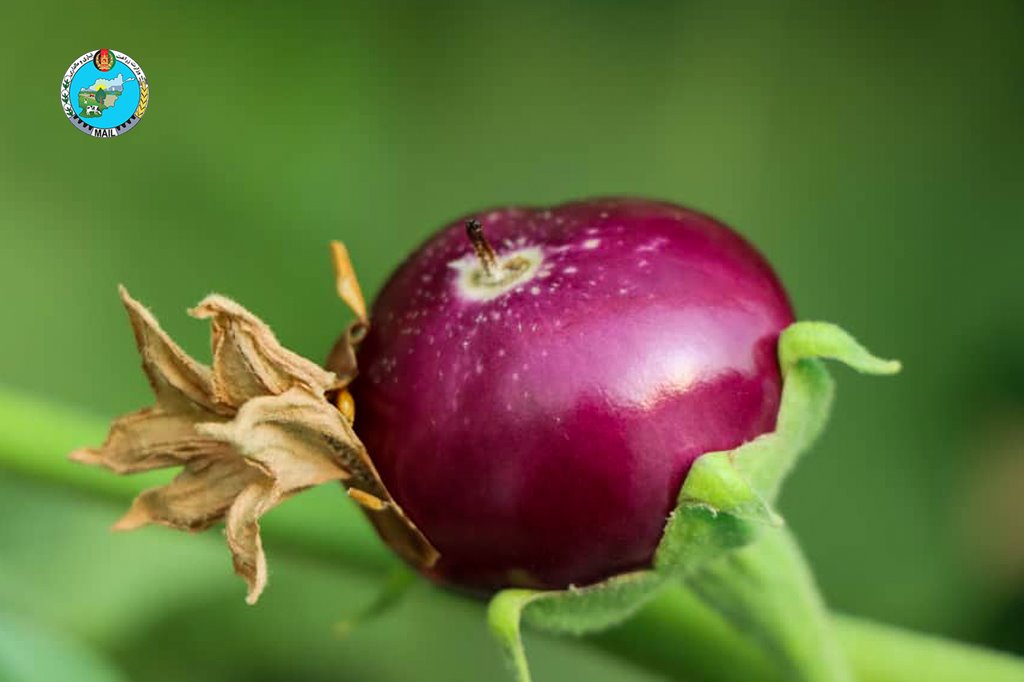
[{"x1": 135, "y1": 79, "x2": 150, "y2": 118}]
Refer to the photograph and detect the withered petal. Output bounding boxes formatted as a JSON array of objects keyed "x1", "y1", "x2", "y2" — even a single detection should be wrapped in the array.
[
  {"x1": 226, "y1": 480, "x2": 277, "y2": 604},
  {"x1": 70, "y1": 407, "x2": 227, "y2": 474},
  {"x1": 112, "y1": 454, "x2": 267, "y2": 532},
  {"x1": 189, "y1": 295, "x2": 337, "y2": 408},
  {"x1": 196, "y1": 387, "x2": 351, "y2": 492},
  {"x1": 118, "y1": 286, "x2": 223, "y2": 414}
]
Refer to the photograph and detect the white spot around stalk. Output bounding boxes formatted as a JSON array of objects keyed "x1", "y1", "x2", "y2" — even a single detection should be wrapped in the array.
[{"x1": 448, "y1": 246, "x2": 545, "y2": 302}]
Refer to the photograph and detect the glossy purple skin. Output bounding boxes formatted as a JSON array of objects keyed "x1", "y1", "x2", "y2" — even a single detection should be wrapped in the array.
[{"x1": 351, "y1": 199, "x2": 795, "y2": 592}]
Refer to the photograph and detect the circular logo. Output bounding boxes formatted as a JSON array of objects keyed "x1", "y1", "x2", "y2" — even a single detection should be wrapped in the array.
[{"x1": 60, "y1": 49, "x2": 149, "y2": 138}]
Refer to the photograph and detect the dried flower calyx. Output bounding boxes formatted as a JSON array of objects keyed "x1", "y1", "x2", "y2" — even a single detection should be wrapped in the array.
[{"x1": 71, "y1": 244, "x2": 437, "y2": 603}]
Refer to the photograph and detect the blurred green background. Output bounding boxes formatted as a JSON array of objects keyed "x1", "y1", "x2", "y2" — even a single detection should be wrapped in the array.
[{"x1": 2, "y1": 1, "x2": 1023, "y2": 680}]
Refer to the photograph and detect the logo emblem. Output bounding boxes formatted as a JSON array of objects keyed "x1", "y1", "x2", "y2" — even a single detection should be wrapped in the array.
[{"x1": 60, "y1": 49, "x2": 149, "y2": 138}]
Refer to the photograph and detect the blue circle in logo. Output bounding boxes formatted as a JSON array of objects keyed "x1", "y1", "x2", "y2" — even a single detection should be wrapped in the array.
[{"x1": 69, "y1": 59, "x2": 141, "y2": 129}]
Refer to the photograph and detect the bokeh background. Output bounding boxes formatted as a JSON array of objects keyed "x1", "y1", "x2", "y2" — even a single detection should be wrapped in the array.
[{"x1": 2, "y1": 1, "x2": 1023, "y2": 680}]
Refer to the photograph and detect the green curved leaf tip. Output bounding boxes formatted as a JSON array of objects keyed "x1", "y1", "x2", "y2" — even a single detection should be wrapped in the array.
[
  {"x1": 780, "y1": 321, "x2": 901, "y2": 377},
  {"x1": 486, "y1": 321, "x2": 900, "y2": 682}
]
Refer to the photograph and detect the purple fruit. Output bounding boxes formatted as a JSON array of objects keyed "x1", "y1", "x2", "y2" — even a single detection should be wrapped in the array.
[{"x1": 350, "y1": 198, "x2": 795, "y2": 592}]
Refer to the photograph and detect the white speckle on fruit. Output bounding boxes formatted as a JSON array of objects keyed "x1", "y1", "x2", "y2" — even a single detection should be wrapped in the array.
[
  {"x1": 530, "y1": 286, "x2": 541, "y2": 295},
  {"x1": 582, "y1": 238, "x2": 601, "y2": 250},
  {"x1": 636, "y1": 237, "x2": 669, "y2": 253},
  {"x1": 564, "y1": 266, "x2": 578, "y2": 274}
]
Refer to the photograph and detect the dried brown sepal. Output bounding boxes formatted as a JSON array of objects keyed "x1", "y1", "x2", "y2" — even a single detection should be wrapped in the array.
[
  {"x1": 71, "y1": 283, "x2": 438, "y2": 604},
  {"x1": 330, "y1": 240, "x2": 368, "y2": 325},
  {"x1": 325, "y1": 241, "x2": 369, "y2": 385}
]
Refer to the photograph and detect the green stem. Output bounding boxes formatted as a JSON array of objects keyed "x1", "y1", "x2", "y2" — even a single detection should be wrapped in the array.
[
  {"x1": 2, "y1": 385, "x2": 1023, "y2": 682},
  {"x1": 684, "y1": 525, "x2": 852, "y2": 681},
  {"x1": 595, "y1": 588, "x2": 1024, "y2": 682}
]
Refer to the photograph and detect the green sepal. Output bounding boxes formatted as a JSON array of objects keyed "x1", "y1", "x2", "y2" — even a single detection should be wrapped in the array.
[
  {"x1": 489, "y1": 572, "x2": 669, "y2": 681},
  {"x1": 654, "y1": 453, "x2": 779, "y2": 579},
  {"x1": 488, "y1": 589, "x2": 543, "y2": 682},
  {"x1": 739, "y1": 321, "x2": 899, "y2": 503},
  {"x1": 522, "y1": 570, "x2": 666, "y2": 635},
  {"x1": 487, "y1": 321, "x2": 899, "y2": 682}
]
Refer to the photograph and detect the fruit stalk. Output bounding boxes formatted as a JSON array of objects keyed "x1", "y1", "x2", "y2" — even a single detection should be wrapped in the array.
[{"x1": 465, "y1": 218, "x2": 499, "y2": 279}]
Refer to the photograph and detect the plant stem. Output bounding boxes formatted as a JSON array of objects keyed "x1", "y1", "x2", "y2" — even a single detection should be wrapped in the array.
[
  {"x1": 681, "y1": 525, "x2": 852, "y2": 681},
  {"x1": 594, "y1": 588, "x2": 1024, "y2": 682},
  {"x1": 2, "y1": 385, "x2": 1023, "y2": 682}
]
